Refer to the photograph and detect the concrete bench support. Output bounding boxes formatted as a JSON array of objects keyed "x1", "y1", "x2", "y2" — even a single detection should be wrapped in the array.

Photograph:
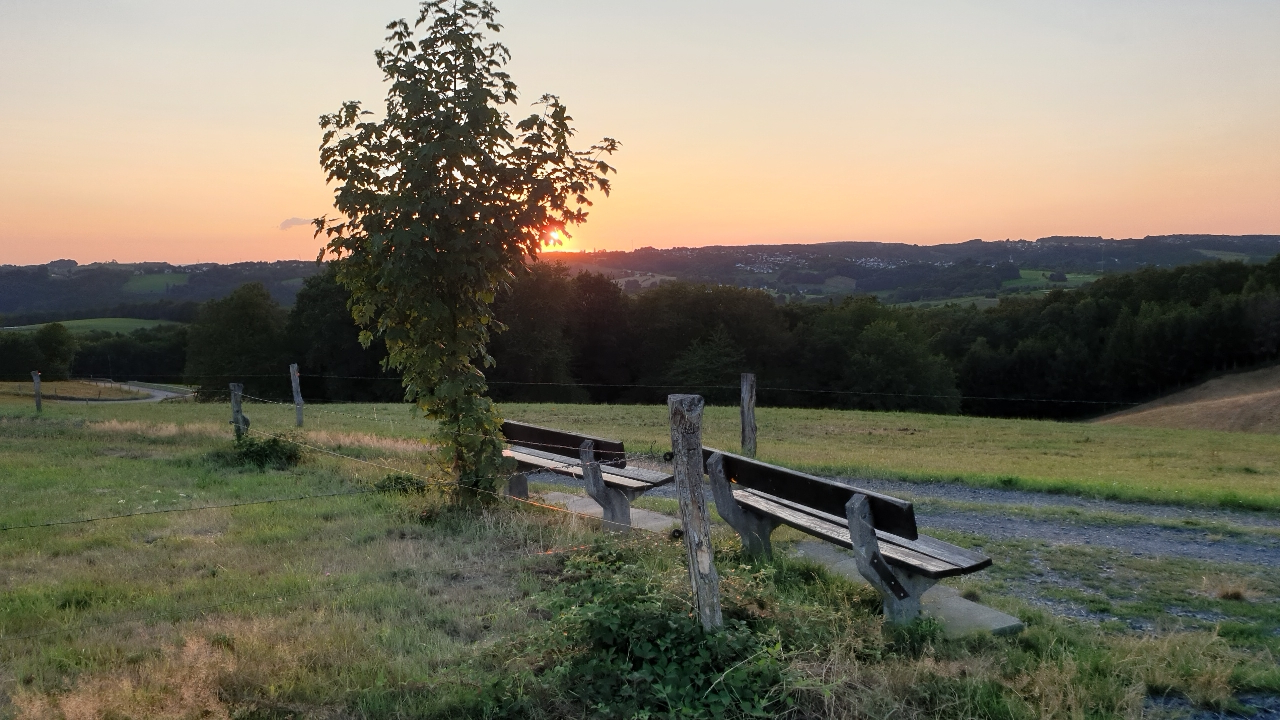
[
  {"x1": 708, "y1": 453, "x2": 780, "y2": 557},
  {"x1": 581, "y1": 440, "x2": 632, "y2": 532},
  {"x1": 846, "y1": 494, "x2": 938, "y2": 624}
]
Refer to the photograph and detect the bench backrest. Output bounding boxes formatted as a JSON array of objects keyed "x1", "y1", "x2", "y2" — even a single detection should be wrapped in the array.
[
  {"x1": 702, "y1": 448, "x2": 918, "y2": 540},
  {"x1": 502, "y1": 420, "x2": 627, "y2": 468}
]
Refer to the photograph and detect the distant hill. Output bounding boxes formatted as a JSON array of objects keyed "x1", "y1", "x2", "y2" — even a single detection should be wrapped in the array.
[
  {"x1": 546, "y1": 234, "x2": 1280, "y2": 304},
  {"x1": 0, "y1": 260, "x2": 320, "y2": 318},
  {"x1": 4, "y1": 234, "x2": 1278, "y2": 319},
  {"x1": 1095, "y1": 364, "x2": 1280, "y2": 434}
]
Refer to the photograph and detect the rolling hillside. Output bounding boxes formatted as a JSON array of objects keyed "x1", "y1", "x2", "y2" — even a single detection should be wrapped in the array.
[{"x1": 1096, "y1": 364, "x2": 1280, "y2": 434}]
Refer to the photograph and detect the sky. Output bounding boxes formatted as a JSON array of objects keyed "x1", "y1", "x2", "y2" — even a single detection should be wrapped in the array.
[{"x1": 1, "y1": 1, "x2": 1278, "y2": 265}]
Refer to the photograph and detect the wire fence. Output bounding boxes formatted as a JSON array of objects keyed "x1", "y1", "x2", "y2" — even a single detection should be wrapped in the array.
[{"x1": 50, "y1": 372, "x2": 1143, "y2": 408}]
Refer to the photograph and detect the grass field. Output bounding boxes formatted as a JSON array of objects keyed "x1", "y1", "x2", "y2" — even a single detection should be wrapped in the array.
[
  {"x1": 0, "y1": 381, "x2": 147, "y2": 402},
  {"x1": 500, "y1": 403, "x2": 1280, "y2": 511},
  {"x1": 122, "y1": 273, "x2": 189, "y2": 294},
  {"x1": 7, "y1": 399, "x2": 1280, "y2": 511},
  {"x1": 1002, "y1": 269, "x2": 1098, "y2": 291},
  {"x1": 2, "y1": 400, "x2": 1279, "y2": 717},
  {"x1": 1099, "y1": 363, "x2": 1280, "y2": 435},
  {"x1": 3, "y1": 318, "x2": 184, "y2": 334}
]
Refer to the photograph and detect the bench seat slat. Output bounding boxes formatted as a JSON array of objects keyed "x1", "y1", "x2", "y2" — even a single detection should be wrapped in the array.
[
  {"x1": 504, "y1": 448, "x2": 670, "y2": 491},
  {"x1": 731, "y1": 488, "x2": 989, "y2": 579},
  {"x1": 732, "y1": 487, "x2": 990, "y2": 571}
]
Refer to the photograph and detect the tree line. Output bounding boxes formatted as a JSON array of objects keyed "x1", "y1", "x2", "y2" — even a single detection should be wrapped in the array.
[{"x1": 10, "y1": 256, "x2": 1280, "y2": 418}]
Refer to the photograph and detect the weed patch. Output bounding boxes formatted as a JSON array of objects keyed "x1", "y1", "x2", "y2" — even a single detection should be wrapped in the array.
[
  {"x1": 205, "y1": 436, "x2": 302, "y2": 471},
  {"x1": 375, "y1": 473, "x2": 428, "y2": 495}
]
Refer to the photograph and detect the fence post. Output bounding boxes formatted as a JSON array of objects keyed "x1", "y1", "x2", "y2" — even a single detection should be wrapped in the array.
[
  {"x1": 740, "y1": 372, "x2": 757, "y2": 458},
  {"x1": 229, "y1": 383, "x2": 248, "y2": 440},
  {"x1": 31, "y1": 371, "x2": 41, "y2": 413},
  {"x1": 668, "y1": 393, "x2": 723, "y2": 630},
  {"x1": 289, "y1": 363, "x2": 303, "y2": 428}
]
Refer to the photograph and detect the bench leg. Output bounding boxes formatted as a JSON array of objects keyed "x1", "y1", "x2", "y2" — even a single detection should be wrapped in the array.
[
  {"x1": 845, "y1": 494, "x2": 937, "y2": 624},
  {"x1": 582, "y1": 460, "x2": 632, "y2": 533},
  {"x1": 707, "y1": 452, "x2": 780, "y2": 557},
  {"x1": 505, "y1": 472, "x2": 529, "y2": 500}
]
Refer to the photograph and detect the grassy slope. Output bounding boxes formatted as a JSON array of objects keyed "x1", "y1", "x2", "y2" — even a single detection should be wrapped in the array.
[
  {"x1": 122, "y1": 273, "x2": 189, "y2": 294},
  {"x1": 4, "y1": 318, "x2": 183, "y2": 333},
  {"x1": 503, "y1": 403, "x2": 1280, "y2": 511},
  {"x1": 13, "y1": 399, "x2": 1280, "y2": 510},
  {"x1": 1098, "y1": 364, "x2": 1280, "y2": 435},
  {"x1": 16, "y1": 399, "x2": 1280, "y2": 510},
  {"x1": 0, "y1": 406, "x2": 591, "y2": 717},
  {"x1": 3, "y1": 402, "x2": 1278, "y2": 717}
]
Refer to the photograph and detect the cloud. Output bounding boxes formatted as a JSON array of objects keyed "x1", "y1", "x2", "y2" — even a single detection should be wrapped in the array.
[{"x1": 279, "y1": 217, "x2": 312, "y2": 231}]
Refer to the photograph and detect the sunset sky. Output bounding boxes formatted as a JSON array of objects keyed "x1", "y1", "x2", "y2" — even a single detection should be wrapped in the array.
[{"x1": 1, "y1": 1, "x2": 1278, "y2": 265}]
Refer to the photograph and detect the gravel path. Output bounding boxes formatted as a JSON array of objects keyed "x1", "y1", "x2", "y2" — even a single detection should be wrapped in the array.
[
  {"x1": 74, "y1": 382, "x2": 192, "y2": 404},
  {"x1": 835, "y1": 476, "x2": 1280, "y2": 568},
  {"x1": 529, "y1": 467, "x2": 1280, "y2": 568}
]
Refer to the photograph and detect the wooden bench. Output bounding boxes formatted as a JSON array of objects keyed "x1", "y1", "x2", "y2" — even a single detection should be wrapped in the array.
[
  {"x1": 501, "y1": 421, "x2": 674, "y2": 532},
  {"x1": 703, "y1": 448, "x2": 991, "y2": 623}
]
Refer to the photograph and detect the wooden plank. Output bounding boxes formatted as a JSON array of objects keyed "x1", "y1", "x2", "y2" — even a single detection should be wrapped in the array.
[
  {"x1": 505, "y1": 446, "x2": 669, "y2": 486},
  {"x1": 502, "y1": 421, "x2": 626, "y2": 467},
  {"x1": 730, "y1": 488, "x2": 988, "y2": 571},
  {"x1": 703, "y1": 447, "x2": 918, "y2": 540},
  {"x1": 731, "y1": 489, "x2": 983, "y2": 579},
  {"x1": 902, "y1": 532, "x2": 992, "y2": 569},
  {"x1": 504, "y1": 449, "x2": 652, "y2": 492}
]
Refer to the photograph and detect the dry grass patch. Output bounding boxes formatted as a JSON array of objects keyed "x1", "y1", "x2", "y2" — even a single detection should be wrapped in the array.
[
  {"x1": 301, "y1": 429, "x2": 432, "y2": 455},
  {"x1": 1195, "y1": 574, "x2": 1264, "y2": 603},
  {"x1": 88, "y1": 419, "x2": 224, "y2": 438},
  {"x1": 0, "y1": 381, "x2": 148, "y2": 402},
  {"x1": 12, "y1": 636, "x2": 232, "y2": 720}
]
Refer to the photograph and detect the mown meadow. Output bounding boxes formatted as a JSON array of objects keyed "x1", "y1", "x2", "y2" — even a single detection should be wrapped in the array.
[{"x1": 1, "y1": 398, "x2": 1278, "y2": 718}]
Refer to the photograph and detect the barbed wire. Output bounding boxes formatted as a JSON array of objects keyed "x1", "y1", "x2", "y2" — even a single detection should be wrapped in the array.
[
  {"x1": 54, "y1": 374, "x2": 1143, "y2": 407},
  {"x1": 237, "y1": 392, "x2": 663, "y2": 459}
]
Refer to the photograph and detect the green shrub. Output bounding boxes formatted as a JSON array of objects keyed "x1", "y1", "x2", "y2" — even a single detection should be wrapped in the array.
[
  {"x1": 207, "y1": 436, "x2": 301, "y2": 470},
  {"x1": 375, "y1": 473, "x2": 427, "y2": 495},
  {"x1": 489, "y1": 544, "x2": 790, "y2": 719}
]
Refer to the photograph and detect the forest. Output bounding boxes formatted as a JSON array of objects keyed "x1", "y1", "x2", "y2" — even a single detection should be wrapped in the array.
[{"x1": 7, "y1": 256, "x2": 1280, "y2": 419}]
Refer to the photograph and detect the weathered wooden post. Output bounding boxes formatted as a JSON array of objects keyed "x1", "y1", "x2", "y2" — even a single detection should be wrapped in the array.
[
  {"x1": 740, "y1": 372, "x2": 757, "y2": 458},
  {"x1": 229, "y1": 383, "x2": 248, "y2": 440},
  {"x1": 668, "y1": 394, "x2": 723, "y2": 630},
  {"x1": 289, "y1": 364, "x2": 304, "y2": 427},
  {"x1": 31, "y1": 371, "x2": 41, "y2": 413}
]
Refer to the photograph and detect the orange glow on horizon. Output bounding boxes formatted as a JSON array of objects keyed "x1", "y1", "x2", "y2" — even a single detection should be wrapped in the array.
[{"x1": 1, "y1": 2, "x2": 1278, "y2": 265}]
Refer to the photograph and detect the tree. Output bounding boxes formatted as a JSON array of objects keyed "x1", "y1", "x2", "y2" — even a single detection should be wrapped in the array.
[
  {"x1": 32, "y1": 323, "x2": 77, "y2": 380},
  {"x1": 316, "y1": 0, "x2": 617, "y2": 492},
  {"x1": 185, "y1": 283, "x2": 287, "y2": 398},
  {"x1": 0, "y1": 332, "x2": 43, "y2": 382},
  {"x1": 566, "y1": 271, "x2": 635, "y2": 403},
  {"x1": 285, "y1": 267, "x2": 401, "y2": 402},
  {"x1": 488, "y1": 262, "x2": 583, "y2": 402},
  {"x1": 665, "y1": 326, "x2": 747, "y2": 404}
]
